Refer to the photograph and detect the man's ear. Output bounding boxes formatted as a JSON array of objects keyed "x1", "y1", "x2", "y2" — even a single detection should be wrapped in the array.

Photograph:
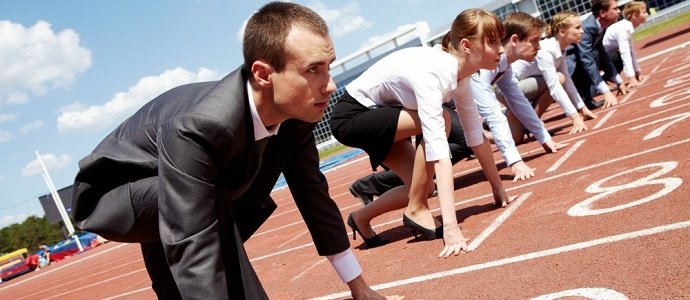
[
  {"x1": 250, "y1": 60, "x2": 273, "y2": 88},
  {"x1": 510, "y1": 34, "x2": 519, "y2": 45}
]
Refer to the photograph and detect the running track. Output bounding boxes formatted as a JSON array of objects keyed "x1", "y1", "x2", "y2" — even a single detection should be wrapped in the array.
[{"x1": 1, "y1": 24, "x2": 689, "y2": 300}]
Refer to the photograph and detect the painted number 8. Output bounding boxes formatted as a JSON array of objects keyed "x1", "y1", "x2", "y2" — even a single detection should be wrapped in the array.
[{"x1": 568, "y1": 162, "x2": 682, "y2": 217}]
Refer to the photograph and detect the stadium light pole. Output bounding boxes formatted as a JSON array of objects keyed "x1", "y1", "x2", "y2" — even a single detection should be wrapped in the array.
[{"x1": 36, "y1": 150, "x2": 84, "y2": 252}]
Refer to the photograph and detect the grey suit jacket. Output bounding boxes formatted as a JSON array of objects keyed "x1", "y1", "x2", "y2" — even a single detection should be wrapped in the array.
[
  {"x1": 71, "y1": 67, "x2": 349, "y2": 298},
  {"x1": 566, "y1": 14, "x2": 619, "y2": 87}
]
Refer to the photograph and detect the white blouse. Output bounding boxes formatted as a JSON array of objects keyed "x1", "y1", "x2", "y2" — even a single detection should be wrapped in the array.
[
  {"x1": 603, "y1": 19, "x2": 641, "y2": 78},
  {"x1": 346, "y1": 46, "x2": 483, "y2": 162},
  {"x1": 511, "y1": 37, "x2": 584, "y2": 117}
]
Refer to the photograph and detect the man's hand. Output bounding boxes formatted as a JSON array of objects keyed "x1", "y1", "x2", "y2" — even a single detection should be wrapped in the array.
[
  {"x1": 569, "y1": 113, "x2": 588, "y2": 134},
  {"x1": 510, "y1": 161, "x2": 536, "y2": 182},
  {"x1": 616, "y1": 82, "x2": 628, "y2": 96},
  {"x1": 627, "y1": 76, "x2": 641, "y2": 88},
  {"x1": 603, "y1": 91, "x2": 619, "y2": 108},
  {"x1": 542, "y1": 140, "x2": 568, "y2": 153}
]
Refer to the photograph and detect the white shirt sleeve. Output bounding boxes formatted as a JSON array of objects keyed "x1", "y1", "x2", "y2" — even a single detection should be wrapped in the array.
[
  {"x1": 471, "y1": 71, "x2": 522, "y2": 165},
  {"x1": 496, "y1": 67, "x2": 551, "y2": 144},
  {"x1": 409, "y1": 75, "x2": 451, "y2": 162},
  {"x1": 536, "y1": 49, "x2": 580, "y2": 116},
  {"x1": 453, "y1": 78, "x2": 484, "y2": 148},
  {"x1": 617, "y1": 23, "x2": 637, "y2": 77},
  {"x1": 326, "y1": 248, "x2": 361, "y2": 283}
]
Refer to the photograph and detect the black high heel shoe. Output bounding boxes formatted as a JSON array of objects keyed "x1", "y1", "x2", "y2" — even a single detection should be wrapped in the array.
[
  {"x1": 402, "y1": 214, "x2": 443, "y2": 241},
  {"x1": 347, "y1": 214, "x2": 390, "y2": 248}
]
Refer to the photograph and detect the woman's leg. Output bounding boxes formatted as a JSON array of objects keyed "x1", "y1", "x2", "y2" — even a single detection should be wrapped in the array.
[
  {"x1": 350, "y1": 140, "x2": 416, "y2": 238},
  {"x1": 351, "y1": 108, "x2": 438, "y2": 237},
  {"x1": 404, "y1": 109, "x2": 451, "y2": 229}
]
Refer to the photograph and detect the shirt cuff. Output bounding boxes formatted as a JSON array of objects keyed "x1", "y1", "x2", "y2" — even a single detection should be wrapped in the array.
[
  {"x1": 326, "y1": 248, "x2": 362, "y2": 283},
  {"x1": 614, "y1": 74, "x2": 623, "y2": 84},
  {"x1": 596, "y1": 81, "x2": 610, "y2": 94}
]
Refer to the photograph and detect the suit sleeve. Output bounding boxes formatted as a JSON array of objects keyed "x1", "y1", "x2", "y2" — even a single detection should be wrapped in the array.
[
  {"x1": 576, "y1": 25, "x2": 606, "y2": 88},
  {"x1": 280, "y1": 121, "x2": 350, "y2": 255},
  {"x1": 157, "y1": 114, "x2": 234, "y2": 299}
]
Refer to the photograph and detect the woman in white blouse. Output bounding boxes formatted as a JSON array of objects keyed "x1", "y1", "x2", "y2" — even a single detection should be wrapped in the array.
[
  {"x1": 603, "y1": 1, "x2": 648, "y2": 88},
  {"x1": 511, "y1": 11, "x2": 598, "y2": 135},
  {"x1": 330, "y1": 9, "x2": 509, "y2": 257}
]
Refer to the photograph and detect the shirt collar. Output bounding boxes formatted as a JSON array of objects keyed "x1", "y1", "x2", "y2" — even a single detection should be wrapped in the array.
[{"x1": 247, "y1": 81, "x2": 280, "y2": 141}]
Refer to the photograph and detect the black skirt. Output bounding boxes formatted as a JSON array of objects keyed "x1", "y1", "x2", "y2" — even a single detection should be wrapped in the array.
[{"x1": 329, "y1": 91, "x2": 402, "y2": 171}]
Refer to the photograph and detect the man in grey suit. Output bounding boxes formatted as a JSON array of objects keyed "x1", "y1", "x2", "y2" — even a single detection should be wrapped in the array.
[
  {"x1": 70, "y1": 2, "x2": 390, "y2": 299},
  {"x1": 566, "y1": 0, "x2": 626, "y2": 109}
]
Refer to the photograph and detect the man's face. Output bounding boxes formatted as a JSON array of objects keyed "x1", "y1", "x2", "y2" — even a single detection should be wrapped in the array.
[
  {"x1": 600, "y1": 0, "x2": 621, "y2": 28},
  {"x1": 270, "y1": 27, "x2": 336, "y2": 123},
  {"x1": 515, "y1": 28, "x2": 542, "y2": 61}
]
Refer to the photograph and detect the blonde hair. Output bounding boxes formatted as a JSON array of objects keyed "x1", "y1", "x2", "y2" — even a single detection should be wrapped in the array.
[
  {"x1": 546, "y1": 11, "x2": 579, "y2": 38},
  {"x1": 445, "y1": 9, "x2": 503, "y2": 53},
  {"x1": 623, "y1": 1, "x2": 647, "y2": 20}
]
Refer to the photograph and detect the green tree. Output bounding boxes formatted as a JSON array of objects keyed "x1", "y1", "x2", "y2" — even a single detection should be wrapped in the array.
[{"x1": 0, "y1": 216, "x2": 64, "y2": 254}]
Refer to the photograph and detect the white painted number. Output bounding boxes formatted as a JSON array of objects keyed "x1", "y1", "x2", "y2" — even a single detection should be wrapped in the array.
[
  {"x1": 649, "y1": 87, "x2": 690, "y2": 108},
  {"x1": 530, "y1": 287, "x2": 627, "y2": 300},
  {"x1": 568, "y1": 162, "x2": 682, "y2": 217},
  {"x1": 629, "y1": 112, "x2": 690, "y2": 140}
]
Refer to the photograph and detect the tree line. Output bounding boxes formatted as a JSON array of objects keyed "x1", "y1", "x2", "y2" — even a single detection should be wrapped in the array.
[{"x1": 0, "y1": 216, "x2": 65, "y2": 254}]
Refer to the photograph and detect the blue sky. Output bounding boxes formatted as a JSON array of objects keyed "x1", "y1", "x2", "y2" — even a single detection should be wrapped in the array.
[{"x1": 0, "y1": 0, "x2": 475, "y2": 229}]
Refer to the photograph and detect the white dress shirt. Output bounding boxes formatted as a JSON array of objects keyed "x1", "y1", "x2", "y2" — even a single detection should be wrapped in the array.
[
  {"x1": 347, "y1": 46, "x2": 483, "y2": 161},
  {"x1": 470, "y1": 55, "x2": 521, "y2": 165},
  {"x1": 603, "y1": 19, "x2": 641, "y2": 78},
  {"x1": 472, "y1": 54, "x2": 552, "y2": 164},
  {"x1": 512, "y1": 37, "x2": 585, "y2": 117},
  {"x1": 249, "y1": 82, "x2": 361, "y2": 283}
]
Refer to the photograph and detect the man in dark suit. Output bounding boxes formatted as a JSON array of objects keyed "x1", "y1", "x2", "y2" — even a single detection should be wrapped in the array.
[
  {"x1": 70, "y1": 2, "x2": 390, "y2": 299},
  {"x1": 566, "y1": 0, "x2": 626, "y2": 109}
]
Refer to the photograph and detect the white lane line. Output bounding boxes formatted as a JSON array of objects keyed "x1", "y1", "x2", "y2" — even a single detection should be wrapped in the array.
[
  {"x1": 102, "y1": 287, "x2": 151, "y2": 300},
  {"x1": 250, "y1": 138, "x2": 690, "y2": 263},
  {"x1": 42, "y1": 268, "x2": 147, "y2": 300},
  {"x1": 592, "y1": 109, "x2": 616, "y2": 130},
  {"x1": 546, "y1": 140, "x2": 586, "y2": 173},
  {"x1": 638, "y1": 40, "x2": 690, "y2": 63},
  {"x1": 0, "y1": 243, "x2": 130, "y2": 292},
  {"x1": 277, "y1": 229, "x2": 310, "y2": 249},
  {"x1": 312, "y1": 220, "x2": 690, "y2": 300},
  {"x1": 468, "y1": 192, "x2": 532, "y2": 251},
  {"x1": 291, "y1": 258, "x2": 327, "y2": 282}
]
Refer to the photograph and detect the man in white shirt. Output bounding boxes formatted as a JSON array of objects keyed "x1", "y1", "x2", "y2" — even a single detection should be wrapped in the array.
[{"x1": 472, "y1": 12, "x2": 568, "y2": 177}]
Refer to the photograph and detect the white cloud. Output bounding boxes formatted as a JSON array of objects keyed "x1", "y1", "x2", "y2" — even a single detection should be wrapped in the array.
[
  {"x1": 0, "y1": 129, "x2": 12, "y2": 143},
  {"x1": 0, "y1": 113, "x2": 19, "y2": 123},
  {"x1": 309, "y1": 1, "x2": 372, "y2": 37},
  {"x1": 0, "y1": 211, "x2": 43, "y2": 228},
  {"x1": 236, "y1": 17, "x2": 250, "y2": 42},
  {"x1": 57, "y1": 67, "x2": 221, "y2": 134},
  {"x1": 0, "y1": 20, "x2": 91, "y2": 105},
  {"x1": 1, "y1": 213, "x2": 29, "y2": 227},
  {"x1": 358, "y1": 21, "x2": 430, "y2": 51},
  {"x1": 22, "y1": 153, "x2": 71, "y2": 177},
  {"x1": 19, "y1": 120, "x2": 44, "y2": 134},
  {"x1": 235, "y1": 1, "x2": 371, "y2": 41}
]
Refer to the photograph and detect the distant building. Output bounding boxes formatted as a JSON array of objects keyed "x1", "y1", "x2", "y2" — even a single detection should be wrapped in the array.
[{"x1": 38, "y1": 186, "x2": 73, "y2": 225}]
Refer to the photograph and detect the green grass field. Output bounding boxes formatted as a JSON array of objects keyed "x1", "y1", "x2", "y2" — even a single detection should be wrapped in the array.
[{"x1": 634, "y1": 9, "x2": 690, "y2": 41}]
